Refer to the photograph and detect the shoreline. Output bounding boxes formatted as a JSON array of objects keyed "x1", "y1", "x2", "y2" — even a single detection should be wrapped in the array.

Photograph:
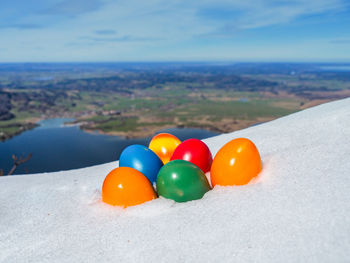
[
  {"x1": 0, "y1": 122, "x2": 39, "y2": 142},
  {"x1": 79, "y1": 124, "x2": 221, "y2": 139},
  {"x1": 76, "y1": 118, "x2": 272, "y2": 139},
  {"x1": 1, "y1": 112, "x2": 273, "y2": 142}
]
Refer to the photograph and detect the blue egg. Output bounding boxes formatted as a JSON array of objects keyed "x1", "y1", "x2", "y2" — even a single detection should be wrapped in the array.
[{"x1": 119, "y1": 144, "x2": 163, "y2": 183}]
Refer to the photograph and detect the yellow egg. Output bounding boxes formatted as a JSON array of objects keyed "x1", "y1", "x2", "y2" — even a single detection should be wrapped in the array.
[{"x1": 149, "y1": 133, "x2": 181, "y2": 164}]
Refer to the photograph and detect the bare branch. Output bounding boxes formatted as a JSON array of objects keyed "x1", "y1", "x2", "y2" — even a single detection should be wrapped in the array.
[
  {"x1": 17, "y1": 153, "x2": 32, "y2": 165},
  {"x1": 8, "y1": 153, "x2": 32, "y2": 176},
  {"x1": 0, "y1": 169, "x2": 4, "y2": 176},
  {"x1": 8, "y1": 166, "x2": 17, "y2": 176}
]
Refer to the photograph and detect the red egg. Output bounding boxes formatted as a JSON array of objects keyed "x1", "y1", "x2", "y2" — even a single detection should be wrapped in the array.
[{"x1": 170, "y1": 138, "x2": 213, "y2": 173}]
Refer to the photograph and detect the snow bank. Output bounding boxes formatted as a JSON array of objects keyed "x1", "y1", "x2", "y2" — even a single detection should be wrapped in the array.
[{"x1": 1, "y1": 98, "x2": 349, "y2": 263}]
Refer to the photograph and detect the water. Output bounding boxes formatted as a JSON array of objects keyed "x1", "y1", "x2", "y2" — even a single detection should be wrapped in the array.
[{"x1": 0, "y1": 118, "x2": 219, "y2": 175}]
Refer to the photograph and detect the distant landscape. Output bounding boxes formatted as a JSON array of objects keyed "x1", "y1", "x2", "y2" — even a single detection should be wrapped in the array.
[{"x1": 1, "y1": 62, "x2": 350, "y2": 141}]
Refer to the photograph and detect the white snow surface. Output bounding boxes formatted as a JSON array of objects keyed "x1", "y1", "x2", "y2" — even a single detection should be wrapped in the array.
[{"x1": 1, "y1": 98, "x2": 350, "y2": 263}]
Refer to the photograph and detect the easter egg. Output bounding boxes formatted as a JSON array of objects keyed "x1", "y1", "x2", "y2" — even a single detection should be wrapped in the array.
[
  {"x1": 149, "y1": 133, "x2": 181, "y2": 164},
  {"x1": 102, "y1": 167, "x2": 157, "y2": 207},
  {"x1": 119, "y1": 144, "x2": 163, "y2": 183},
  {"x1": 170, "y1": 138, "x2": 212, "y2": 173},
  {"x1": 210, "y1": 138, "x2": 262, "y2": 186},
  {"x1": 156, "y1": 160, "x2": 211, "y2": 202}
]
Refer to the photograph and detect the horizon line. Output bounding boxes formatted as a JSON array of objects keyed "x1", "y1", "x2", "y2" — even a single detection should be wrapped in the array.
[{"x1": 1, "y1": 60, "x2": 350, "y2": 64}]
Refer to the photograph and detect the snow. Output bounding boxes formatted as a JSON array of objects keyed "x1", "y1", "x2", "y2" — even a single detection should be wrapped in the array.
[{"x1": 1, "y1": 98, "x2": 350, "y2": 263}]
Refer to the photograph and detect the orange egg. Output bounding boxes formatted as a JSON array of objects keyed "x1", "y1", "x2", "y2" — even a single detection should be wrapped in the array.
[
  {"x1": 149, "y1": 133, "x2": 181, "y2": 164},
  {"x1": 210, "y1": 138, "x2": 262, "y2": 186},
  {"x1": 102, "y1": 167, "x2": 157, "y2": 207}
]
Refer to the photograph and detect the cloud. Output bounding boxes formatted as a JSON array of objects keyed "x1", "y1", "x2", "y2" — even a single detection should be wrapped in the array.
[
  {"x1": 94, "y1": 29, "x2": 117, "y2": 35},
  {"x1": 42, "y1": 0, "x2": 105, "y2": 16},
  {"x1": 2, "y1": 0, "x2": 348, "y2": 33},
  {"x1": 0, "y1": 0, "x2": 106, "y2": 30},
  {"x1": 1, "y1": 0, "x2": 350, "y2": 61},
  {"x1": 0, "y1": 23, "x2": 43, "y2": 30},
  {"x1": 329, "y1": 38, "x2": 350, "y2": 44},
  {"x1": 80, "y1": 35, "x2": 162, "y2": 42},
  {"x1": 195, "y1": 0, "x2": 348, "y2": 29},
  {"x1": 196, "y1": 6, "x2": 241, "y2": 21}
]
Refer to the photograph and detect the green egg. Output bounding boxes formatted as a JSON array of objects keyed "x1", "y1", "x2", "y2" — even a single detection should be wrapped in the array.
[{"x1": 156, "y1": 160, "x2": 211, "y2": 202}]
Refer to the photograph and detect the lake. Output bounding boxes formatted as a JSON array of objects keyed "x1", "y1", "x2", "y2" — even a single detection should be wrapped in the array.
[{"x1": 0, "y1": 118, "x2": 219, "y2": 175}]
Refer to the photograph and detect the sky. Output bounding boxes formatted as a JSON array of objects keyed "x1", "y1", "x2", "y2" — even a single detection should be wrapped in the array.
[{"x1": 0, "y1": 0, "x2": 350, "y2": 62}]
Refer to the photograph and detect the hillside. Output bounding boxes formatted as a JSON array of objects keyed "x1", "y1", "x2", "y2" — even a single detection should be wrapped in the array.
[{"x1": 0, "y1": 98, "x2": 349, "y2": 262}]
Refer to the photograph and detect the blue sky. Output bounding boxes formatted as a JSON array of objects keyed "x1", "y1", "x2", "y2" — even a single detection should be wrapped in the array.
[{"x1": 1, "y1": 0, "x2": 350, "y2": 62}]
